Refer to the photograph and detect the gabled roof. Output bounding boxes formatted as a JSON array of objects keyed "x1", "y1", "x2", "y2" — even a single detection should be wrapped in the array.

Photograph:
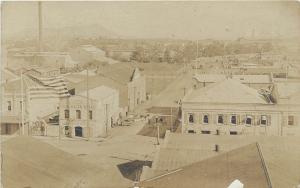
[
  {"x1": 67, "y1": 74, "x2": 128, "y2": 107},
  {"x1": 130, "y1": 67, "x2": 141, "y2": 81},
  {"x1": 1, "y1": 68, "x2": 19, "y2": 83},
  {"x1": 79, "y1": 85, "x2": 118, "y2": 101},
  {"x1": 139, "y1": 143, "x2": 270, "y2": 188},
  {"x1": 183, "y1": 78, "x2": 268, "y2": 104},
  {"x1": 96, "y1": 63, "x2": 137, "y2": 84},
  {"x1": 144, "y1": 133, "x2": 300, "y2": 188}
]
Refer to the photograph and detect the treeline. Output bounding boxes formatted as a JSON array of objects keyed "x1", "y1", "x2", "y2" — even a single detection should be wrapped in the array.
[{"x1": 129, "y1": 40, "x2": 274, "y2": 63}]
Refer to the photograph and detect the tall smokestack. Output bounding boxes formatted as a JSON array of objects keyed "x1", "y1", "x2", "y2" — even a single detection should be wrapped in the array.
[{"x1": 38, "y1": 1, "x2": 43, "y2": 52}]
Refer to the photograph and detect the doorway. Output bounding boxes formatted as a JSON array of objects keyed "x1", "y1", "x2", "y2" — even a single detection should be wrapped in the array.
[{"x1": 75, "y1": 126, "x2": 83, "y2": 137}]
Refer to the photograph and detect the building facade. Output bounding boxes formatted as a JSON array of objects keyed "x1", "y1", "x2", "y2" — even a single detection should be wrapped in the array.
[
  {"x1": 128, "y1": 68, "x2": 146, "y2": 112},
  {"x1": 1, "y1": 67, "x2": 70, "y2": 135},
  {"x1": 59, "y1": 86, "x2": 120, "y2": 138},
  {"x1": 181, "y1": 79, "x2": 300, "y2": 136}
]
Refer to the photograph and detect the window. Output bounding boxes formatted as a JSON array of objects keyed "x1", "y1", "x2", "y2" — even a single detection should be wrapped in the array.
[
  {"x1": 288, "y1": 116, "x2": 294, "y2": 126},
  {"x1": 231, "y1": 115, "x2": 237, "y2": 125},
  {"x1": 76, "y1": 110, "x2": 81, "y2": 119},
  {"x1": 203, "y1": 115, "x2": 209, "y2": 124},
  {"x1": 218, "y1": 115, "x2": 224, "y2": 124},
  {"x1": 201, "y1": 130, "x2": 210, "y2": 134},
  {"x1": 7, "y1": 101, "x2": 11, "y2": 111},
  {"x1": 246, "y1": 115, "x2": 252, "y2": 125},
  {"x1": 89, "y1": 110, "x2": 93, "y2": 120},
  {"x1": 261, "y1": 115, "x2": 267, "y2": 125},
  {"x1": 230, "y1": 131, "x2": 238, "y2": 135},
  {"x1": 64, "y1": 110, "x2": 70, "y2": 119},
  {"x1": 188, "y1": 114, "x2": 194, "y2": 123},
  {"x1": 20, "y1": 101, "x2": 22, "y2": 109}
]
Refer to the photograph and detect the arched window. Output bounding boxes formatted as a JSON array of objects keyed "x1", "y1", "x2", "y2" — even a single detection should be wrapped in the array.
[
  {"x1": 231, "y1": 115, "x2": 237, "y2": 125},
  {"x1": 218, "y1": 115, "x2": 224, "y2": 124},
  {"x1": 203, "y1": 115, "x2": 209, "y2": 124},
  {"x1": 261, "y1": 115, "x2": 267, "y2": 125},
  {"x1": 188, "y1": 114, "x2": 194, "y2": 123},
  {"x1": 246, "y1": 116, "x2": 252, "y2": 125}
]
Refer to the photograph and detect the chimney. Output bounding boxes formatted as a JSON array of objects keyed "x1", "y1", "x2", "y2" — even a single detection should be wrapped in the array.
[
  {"x1": 214, "y1": 144, "x2": 219, "y2": 152},
  {"x1": 38, "y1": 1, "x2": 43, "y2": 52}
]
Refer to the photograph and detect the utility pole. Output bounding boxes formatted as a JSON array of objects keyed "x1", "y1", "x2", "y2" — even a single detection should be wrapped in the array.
[
  {"x1": 21, "y1": 70, "x2": 25, "y2": 135},
  {"x1": 196, "y1": 40, "x2": 199, "y2": 75},
  {"x1": 86, "y1": 68, "x2": 90, "y2": 140},
  {"x1": 156, "y1": 116, "x2": 160, "y2": 145},
  {"x1": 105, "y1": 104, "x2": 109, "y2": 137},
  {"x1": 133, "y1": 86, "x2": 136, "y2": 111},
  {"x1": 170, "y1": 107, "x2": 173, "y2": 132}
]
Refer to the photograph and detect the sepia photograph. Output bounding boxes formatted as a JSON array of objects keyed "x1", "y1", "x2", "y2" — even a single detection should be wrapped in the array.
[{"x1": 1, "y1": 1, "x2": 300, "y2": 188}]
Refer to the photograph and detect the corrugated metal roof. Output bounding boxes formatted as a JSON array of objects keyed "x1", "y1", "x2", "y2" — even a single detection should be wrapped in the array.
[
  {"x1": 140, "y1": 143, "x2": 270, "y2": 188},
  {"x1": 144, "y1": 133, "x2": 300, "y2": 188},
  {"x1": 79, "y1": 85, "x2": 118, "y2": 101}
]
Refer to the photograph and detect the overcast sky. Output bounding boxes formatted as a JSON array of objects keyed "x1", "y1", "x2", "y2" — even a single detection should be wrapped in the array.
[{"x1": 2, "y1": 1, "x2": 300, "y2": 40}]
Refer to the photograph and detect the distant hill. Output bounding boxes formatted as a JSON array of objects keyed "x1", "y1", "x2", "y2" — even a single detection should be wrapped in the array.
[
  {"x1": 43, "y1": 24, "x2": 120, "y2": 40},
  {"x1": 4, "y1": 24, "x2": 120, "y2": 42}
]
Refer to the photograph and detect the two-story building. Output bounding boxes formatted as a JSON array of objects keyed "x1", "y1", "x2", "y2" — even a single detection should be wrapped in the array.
[
  {"x1": 59, "y1": 85, "x2": 120, "y2": 138},
  {"x1": 1, "y1": 67, "x2": 70, "y2": 135},
  {"x1": 272, "y1": 81, "x2": 300, "y2": 136},
  {"x1": 1, "y1": 71, "x2": 23, "y2": 135},
  {"x1": 181, "y1": 78, "x2": 300, "y2": 136}
]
